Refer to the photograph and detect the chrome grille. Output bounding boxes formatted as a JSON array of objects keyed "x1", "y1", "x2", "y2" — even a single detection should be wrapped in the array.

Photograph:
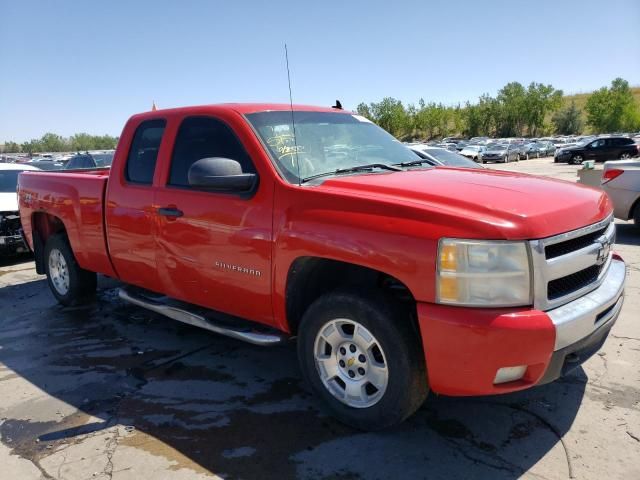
[
  {"x1": 545, "y1": 226, "x2": 608, "y2": 259},
  {"x1": 529, "y1": 215, "x2": 615, "y2": 311},
  {"x1": 547, "y1": 264, "x2": 604, "y2": 300}
]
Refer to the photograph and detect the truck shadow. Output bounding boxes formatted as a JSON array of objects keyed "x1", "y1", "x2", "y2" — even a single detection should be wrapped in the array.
[
  {"x1": 0, "y1": 278, "x2": 587, "y2": 479},
  {"x1": 0, "y1": 252, "x2": 33, "y2": 268}
]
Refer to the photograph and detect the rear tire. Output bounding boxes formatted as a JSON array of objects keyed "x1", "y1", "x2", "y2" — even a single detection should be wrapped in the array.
[
  {"x1": 297, "y1": 290, "x2": 428, "y2": 431},
  {"x1": 570, "y1": 154, "x2": 583, "y2": 165},
  {"x1": 44, "y1": 234, "x2": 97, "y2": 306},
  {"x1": 620, "y1": 152, "x2": 631, "y2": 160}
]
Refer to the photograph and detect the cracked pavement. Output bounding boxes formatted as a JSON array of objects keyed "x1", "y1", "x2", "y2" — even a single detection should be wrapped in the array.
[{"x1": 1, "y1": 158, "x2": 639, "y2": 479}]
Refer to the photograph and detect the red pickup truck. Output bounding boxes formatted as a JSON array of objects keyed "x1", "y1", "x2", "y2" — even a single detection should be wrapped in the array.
[{"x1": 18, "y1": 104, "x2": 626, "y2": 430}]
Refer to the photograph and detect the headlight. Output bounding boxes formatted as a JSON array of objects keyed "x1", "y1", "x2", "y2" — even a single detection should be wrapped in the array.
[{"x1": 436, "y1": 239, "x2": 532, "y2": 307}]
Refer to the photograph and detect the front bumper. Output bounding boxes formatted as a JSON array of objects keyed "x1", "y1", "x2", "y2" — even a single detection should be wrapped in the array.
[{"x1": 417, "y1": 258, "x2": 626, "y2": 396}]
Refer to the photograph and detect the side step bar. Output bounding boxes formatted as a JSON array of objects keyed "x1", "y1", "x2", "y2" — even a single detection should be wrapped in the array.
[{"x1": 118, "y1": 288, "x2": 289, "y2": 346}]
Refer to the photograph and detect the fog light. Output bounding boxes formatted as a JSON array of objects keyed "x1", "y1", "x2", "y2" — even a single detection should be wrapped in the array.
[{"x1": 494, "y1": 366, "x2": 527, "y2": 384}]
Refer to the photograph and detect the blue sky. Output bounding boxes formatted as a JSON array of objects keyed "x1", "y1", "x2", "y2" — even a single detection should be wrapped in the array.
[{"x1": 1, "y1": 0, "x2": 639, "y2": 141}]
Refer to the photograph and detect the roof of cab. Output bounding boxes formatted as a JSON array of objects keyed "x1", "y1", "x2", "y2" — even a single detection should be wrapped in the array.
[{"x1": 131, "y1": 103, "x2": 352, "y2": 119}]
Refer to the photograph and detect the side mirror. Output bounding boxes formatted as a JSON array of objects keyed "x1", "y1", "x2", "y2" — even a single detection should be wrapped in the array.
[{"x1": 188, "y1": 157, "x2": 257, "y2": 192}]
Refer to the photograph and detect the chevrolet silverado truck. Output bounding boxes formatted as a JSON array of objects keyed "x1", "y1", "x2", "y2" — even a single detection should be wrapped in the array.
[{"x1": 18, "y1": 104, "x2": 626, "y2": 430}]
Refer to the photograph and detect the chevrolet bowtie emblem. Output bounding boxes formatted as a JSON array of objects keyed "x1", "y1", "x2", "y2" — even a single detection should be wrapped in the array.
[
  {"x1": 347, "y1": 358, "x2": 355, "y2": 367},
  {"x1": 596, "y1": 237, "x2": 611, "y2": 266}
]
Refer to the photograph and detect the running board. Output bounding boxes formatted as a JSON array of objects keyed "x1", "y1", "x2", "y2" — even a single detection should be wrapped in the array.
[{"x1": 118, "y1": 288, "x2": 288, "y2": 346}]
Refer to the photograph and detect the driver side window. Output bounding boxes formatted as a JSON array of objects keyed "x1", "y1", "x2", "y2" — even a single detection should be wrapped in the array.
[{"x1": 169, "y1": 116, "x2": 255, "y2": 188}]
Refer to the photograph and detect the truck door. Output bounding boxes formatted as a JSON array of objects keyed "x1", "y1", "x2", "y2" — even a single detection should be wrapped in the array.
[{"x1": 154, "y1": 115, "x2": 274, "y2": 324}]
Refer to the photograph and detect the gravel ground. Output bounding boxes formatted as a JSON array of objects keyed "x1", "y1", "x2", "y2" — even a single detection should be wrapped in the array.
[{"x1": 0, "y1": 157, "x2": 638, "y2": 480}]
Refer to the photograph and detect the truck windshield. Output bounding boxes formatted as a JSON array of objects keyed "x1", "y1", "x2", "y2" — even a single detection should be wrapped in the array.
[
  {"x1": 245, "y1": 111, "x2": 419, "y2": 183},
  {"x1": 0, "y1": 170, "x2": 21, "y2": 193}
]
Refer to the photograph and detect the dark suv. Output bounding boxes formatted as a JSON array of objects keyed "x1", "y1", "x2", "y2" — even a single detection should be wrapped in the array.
[
  {"x1": 65, "y1": 152, "x2": 115, "y2": 170},
  {"x1": 555, "y1": 137, "x2": 639, "y2": 164}
]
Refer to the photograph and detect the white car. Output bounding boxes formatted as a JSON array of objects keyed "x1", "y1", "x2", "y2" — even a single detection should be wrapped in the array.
[
  {"x1": 459, "y1": 145, "x2": 485, "y2": 161},
  {"x1": 408, "y1": 145, "x2": 482, "y2": 168},
  {"x1": 601, "y1": 159, "x2": 640, "y2": 225},
  {"x1": 0, "y1": 163, "x2": 39, "y2": 255}
]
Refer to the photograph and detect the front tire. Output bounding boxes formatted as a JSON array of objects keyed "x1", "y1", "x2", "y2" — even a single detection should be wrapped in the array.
[
  {"x1": 570, "y1": 154, "x2": 583, "y2": 165},
  {"x1": 297, "y1": 291, "x2": 428, "y2": 431},
  {"x1": 44, "y1": 234, "x2": 97, "y2": 306}
]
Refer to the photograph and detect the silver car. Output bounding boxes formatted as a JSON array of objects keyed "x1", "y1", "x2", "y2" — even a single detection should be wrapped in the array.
[{"x1": 601, "y1": 159, "x2": 640, "y2": 225}]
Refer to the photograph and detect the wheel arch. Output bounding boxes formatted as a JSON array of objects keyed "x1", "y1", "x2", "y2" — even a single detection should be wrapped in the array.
[
  {"x1": 285, "y1": 256, "x2": 417, "y2": 335},
  {"x1": 31, "y1": 212, "x2": 68, "y2": 274},
  {"x1": 629, "y1": 194, "x2": 640, "y2": 221}
]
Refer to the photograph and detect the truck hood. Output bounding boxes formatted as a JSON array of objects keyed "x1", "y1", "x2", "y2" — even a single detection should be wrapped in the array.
[
  {"x1": 315, "y1": 168, "x2": 611, "y2": 240},
  {"x1": 0, "y1": 192, "x2": 19, "y2": 212}
]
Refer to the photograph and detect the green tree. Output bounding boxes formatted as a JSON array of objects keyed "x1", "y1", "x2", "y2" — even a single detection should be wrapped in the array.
[
  {"x1": 585, "y1": 78, "x2": 640, "y2": 132},
  {"x1": 522, "y1": 83, "x2": 563, "y2": 137},
  {"x1": 552, "y1": 101, "x2": 583, "y2": 134},
  {"x1": 70, "y1": 133, "x2": 95, "y2": 151},
  {"x1": 21, "y1": 139, "x2": 42, "y2": 155},
  {"x1": 495, "y1": 82, "x2": 527, "y2": 137},
  {"x1": 477, "y1": 94, "x2": 499, "y2": 137},
  {"x1": 367, "y1": 97, "x2": 411, "y2": 139},
  {"x1": 462, "y1": 102, "x2": 482, "y2": 137},
  {"x1": 39, "y1": 133, "x2": 68, "y2": 152},
  {"x1": 355, "y1": 103, "x2": 373, "y2": 120},
  {"x1": 2, "y1": 141, "x2": 21, "y2": 153}
]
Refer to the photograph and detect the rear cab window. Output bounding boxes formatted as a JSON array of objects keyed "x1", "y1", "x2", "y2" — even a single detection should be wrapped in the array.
[{"x1": 125, "y1": 119, "x2": 166, "y2": 184}]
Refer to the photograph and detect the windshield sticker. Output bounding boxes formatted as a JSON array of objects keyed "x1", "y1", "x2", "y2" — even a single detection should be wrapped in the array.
[{"x1": 266, "y1": 134, "x2": 306, "y2": 165}]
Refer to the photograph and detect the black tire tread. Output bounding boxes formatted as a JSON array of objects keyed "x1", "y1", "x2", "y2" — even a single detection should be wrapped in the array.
[
  {"x1": 44, "y1": 233, "x2": 97, "y2": 306},
  {"x1": 297, "y1": 289, "x2": 428, "y2": 430}
]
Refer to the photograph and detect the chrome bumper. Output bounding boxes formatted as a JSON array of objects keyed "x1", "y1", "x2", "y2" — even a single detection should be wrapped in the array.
[{"x1": 547, "y1": 259, "x2": 626, "y2": 351}]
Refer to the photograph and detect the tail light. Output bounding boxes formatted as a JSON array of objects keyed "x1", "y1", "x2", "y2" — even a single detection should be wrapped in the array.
[{"x1": 602, "y1": 169, "x2": 624, "y2": 184}]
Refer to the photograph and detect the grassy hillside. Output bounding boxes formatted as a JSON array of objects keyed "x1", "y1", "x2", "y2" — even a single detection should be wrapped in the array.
[{"x1": 560, "y1": 86, "x2": 640, "y2": 132}]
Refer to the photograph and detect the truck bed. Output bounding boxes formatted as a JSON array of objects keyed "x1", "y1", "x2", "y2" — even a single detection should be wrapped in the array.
[{"x1": 18, "y1": 169, "x2": 117, "y2": 277}]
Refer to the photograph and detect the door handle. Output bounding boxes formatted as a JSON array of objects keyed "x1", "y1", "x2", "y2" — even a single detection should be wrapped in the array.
[{"x1": 157, "y1": 207, "x2": 184, "y2": 218}]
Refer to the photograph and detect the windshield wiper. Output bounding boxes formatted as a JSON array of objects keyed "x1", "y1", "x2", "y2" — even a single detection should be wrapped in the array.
[
  {"x1": 300, "y1": 163, "x2": 402, "y2": 183},
  {"x1": 393, "y1": 159, "x2": 428, "y2": 167}
]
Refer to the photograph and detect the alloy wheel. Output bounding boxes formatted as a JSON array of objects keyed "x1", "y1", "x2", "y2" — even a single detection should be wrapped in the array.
[
  {"x1": 313, "y1": 318, "x2": 389, "y2": 408},
  {"x1": 48, "y1": 249, "x2": 70, "y2": 295}
]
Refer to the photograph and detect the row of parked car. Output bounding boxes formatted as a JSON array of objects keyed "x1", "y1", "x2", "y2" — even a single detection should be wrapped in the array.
[
  {"x1": 417, "y1": 134, "x2": 640, "y2": 164},
  {"x1": 1, "y1": 151, "x2": 115, "y2": 171}
]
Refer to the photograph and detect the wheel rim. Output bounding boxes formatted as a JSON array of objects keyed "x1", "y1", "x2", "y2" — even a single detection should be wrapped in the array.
[
  {"x1": 573, "y1": 155, "x2": 583, "y2": 164},
  {"x1": 313, "y1": 318, "x2": 389, "y2": 408},
  {"x1": 621, "y1": 153, "x2": 630, "y2": 159},
  {"x1": 48, "y1": 249, "x2": 70, "y2": 295}
]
